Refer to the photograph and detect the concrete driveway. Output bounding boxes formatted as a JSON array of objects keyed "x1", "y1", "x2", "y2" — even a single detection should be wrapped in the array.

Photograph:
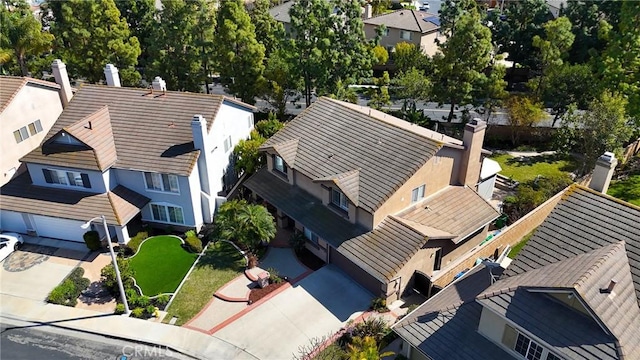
[
  {"x1": 214, "y1": 264, "x2": 373, "y2": 360},
  {"x1": 0, "y1": 243, "x2": 87, "y2": 301}
]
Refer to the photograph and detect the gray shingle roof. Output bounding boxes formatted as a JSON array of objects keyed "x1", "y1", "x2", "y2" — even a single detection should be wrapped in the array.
[
  {"x1": 363, "y1": 10, "x2": 440, "y2": 33},
  {"x1": 243, "y1": 168, "x2": 367, "y2": 247},
  {"x1": 21, "y1": 84, "x2": 254, "y2": 176},
  {"x1": 261, "y1": 97, "x2": 444, "y2": 213},
  {"x1": 0, "y1": 172, "x2": 149, "y2": 226},
  {"x1": 397, "y1": 186, "x2": 500, "y2": 243},
  {"x1": 393, "y1": 265, "x2": 512, "y2": 360},
  {"x1": 268, "y1": 0, "x2": 294, "y2": 24}
]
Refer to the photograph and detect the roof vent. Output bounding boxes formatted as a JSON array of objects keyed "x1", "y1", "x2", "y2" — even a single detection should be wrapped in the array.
[{"x1": 600, "y1": 279, "x2": 617, "y2": 294}]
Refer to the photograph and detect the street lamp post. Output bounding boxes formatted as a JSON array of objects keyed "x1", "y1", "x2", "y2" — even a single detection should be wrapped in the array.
[{"x1": 81, "y1": 215, "x2": 130, "y2": 315}]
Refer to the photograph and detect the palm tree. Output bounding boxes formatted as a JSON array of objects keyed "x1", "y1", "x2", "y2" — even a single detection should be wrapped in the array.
[
  {"x1": 237, "y1": 204, "x2": 276, "y2": 251},
  {"x1": 214, "y1": 199, "x2": 248, "y2": 241}
]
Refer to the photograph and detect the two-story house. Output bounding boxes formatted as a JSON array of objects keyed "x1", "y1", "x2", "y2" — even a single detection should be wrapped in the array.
[
  {"x1": 363, "y1": 9, "x2": 445, "y2": 57},
  {"x1": 244, "y1": 97, "x2": 501, "y2": 301},
  {"x1": 0, "y1": 60, "x2": 72, "y2": 186},
  {"x1": 393, "y1": 159, "x2": 640, "y2": 360},
  {"x1": 0, "y1": 62, "x2": 255, "y2": 244}
]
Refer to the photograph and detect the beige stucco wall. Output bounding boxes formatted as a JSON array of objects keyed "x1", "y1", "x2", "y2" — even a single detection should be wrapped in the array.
[
  {"x1": 0, "y1": 84, "x2": 62, "y2": 186},
  {"x1": 364, "y1": 24, "x2": 442, "y2": 56},
  {"x1": 391, "y1": 246, "x2": 439, "y2": 300},
  {"x1": 372, "y1": 146, "x2": 463, "y2": 227},
  {"x1": 419, "y1": 31, "x2": 445, "y2": 57}
]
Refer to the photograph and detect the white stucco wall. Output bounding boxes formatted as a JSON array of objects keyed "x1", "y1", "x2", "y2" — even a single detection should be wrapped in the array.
[{"x1": 0, "y1": 83, "x2": 62, "y2": 186}]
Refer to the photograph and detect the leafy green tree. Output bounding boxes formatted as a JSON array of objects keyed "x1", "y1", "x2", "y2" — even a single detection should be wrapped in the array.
[
  {"x1": 255, "y1": 114, "x2": 285, "y2": 138},
  {"x1": 250, "y1": 0, "x2": 285, "y2": 58},
  {"x1": 438, "y1": 0, "x2": 477, "y2": 36},
  {"x1": 214, "y1": 0, "x2": 266, "y2": 105},
  {"x1": 367, "y1": 71, "x2": 391, "y2": 110},
  {"x1": 263, "y1": 49, "x2": 299, "y2": 119},
  {"x1": 531, "y1": 16, "x2": 575, "y2": 98},
  {"x1": 474, "y1": 64, "x2": 508, "y2": 122},
  {"x1": 561, "y1": 0, "x2": 609, "y2": 64},
  {"x1": 289, "y1": 0, "x2": 373, "y2": 106},
  {"x1": 431, "y1": 8, "x2": 493, "y2": 122},
  {"x1": 114, "y1": 0, "x2": 155, "y2": 71},
  {"x1": 392, "y1": 42, "x2": 428, "y2": 73},
  {"x1": 556, "y1": 92, "x2": 634, "y2": 172},
  {"x1": 505, "y1": 94, "x2": 546, "y2": 145},
  {"x1": 395, "y1": 67, "x2": 431, "y2": 109},
  {"x1": 147, "y1": 0, "x2": 213, "y2": 92},
  {"x1": 214, "y1": 200, "x2": 276, "y2": 252},
  {"x1": 540, "y1": 63, "x2": 597, "y2": 125},
  {"x1": 0, "y1": 0, "x2": 54, "y2": 76},
  {"x1": 346, "y1": 336, "x2": 394, "y2": 360},
  {"x1": 234, "y1": 130, "x2": 266, "y2": 176},
  {"x1": 43, "y1": 0, "x2": 141, "y2": 85},
  {"x1": 368, "y1": 0, "x2": 391, "y2": 16},
  {"x1": 487, "y1": 0, "x2": 551, "y2": 69},
  {"x1": 372, "y1": 45, "x2": 389, "y2": 65}
]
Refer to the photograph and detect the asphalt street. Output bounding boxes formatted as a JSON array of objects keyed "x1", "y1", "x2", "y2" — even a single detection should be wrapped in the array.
[{"x1": 0, "y1": 320, "x2": 189, "y2": 360}]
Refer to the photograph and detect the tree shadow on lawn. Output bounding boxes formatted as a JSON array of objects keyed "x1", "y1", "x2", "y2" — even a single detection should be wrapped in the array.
[
  {"x1": 505, "y1": 154, "x2": 579, "y2": 173},
  {"x1": 195, "y1": 241, "x2": 245, "y2": 272}
]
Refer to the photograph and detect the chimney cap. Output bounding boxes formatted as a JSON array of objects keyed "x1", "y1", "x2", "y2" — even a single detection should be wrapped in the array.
[
  {"x1": 51, "y1": 59, "x2": 66, "y2": 68},
  {"x1": 192, "y1": 114, "x2": 205, "y2": 123},
  {"x1": 599, "y1": 152, "x2": 616, "y2": 164},
  {"x1": 104, "y1": 63, "x2": 118, "y2": 72},
  {"x1": 152, "y1": 76, "x2": 167, "y2": 91}
]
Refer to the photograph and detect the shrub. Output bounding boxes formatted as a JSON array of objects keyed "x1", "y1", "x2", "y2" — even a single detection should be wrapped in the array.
[
  {"x1": 125, "y1": 231, "x2": 148, "y2": 255},
  {"x1": 184, "y1": 230, "x2": 196, "y2": 238},
  {"x1": 155, "y1": 294, "x2": 170, "y2": 307},
  {"x1": 47, "y1": 267, "x2": 91, "y2": 307},
  {"x1": 185, "y1": 235, "x2": 203, "y2": 254},
  {"x1": 352, "y1": 317, "x2": 390, "y2": 344},
  {"x1": 114, "y1": 303, "x2": 126, "y2": 315},
  {"x1": 135, "y1": 295, "x2": 151, "y2": 308},
  {"x1": 83, "y1": 231, "x2": 101, "y2": 251},
  {"x1": 289, "y1": 232, "x2": 307, "y2": 254},
  {"x1": 371, "y1": 297, "x2": 389, "y2": 313},
  {"x1": 254, "y1": 117, "x2": 284, "y2": 138},
  {"x1": 101, "y1": 258, "x2": 135, "y2": 296},
  {"x1": 145, "y1": 305, "x2": 157, "y2": 317},
  {"x1": 131, "y1": 307, "x2": 145, "y2": 318},
  {"x1": 267, "y1": 267, "x2": 283, "y2": 284}
]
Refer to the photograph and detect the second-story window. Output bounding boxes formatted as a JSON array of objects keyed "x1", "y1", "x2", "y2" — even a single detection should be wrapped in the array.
[
  {"x1": 331, "y1": 188, "x2": 348, "y2": 211},
  {"x1": 42, "y1": 168, "x2": 91, "y2": 188},
  {"x1": 144, "y1": 172, "x2": 179, "y2": 193},
  {"x1": 223, "y1": 135, "x2": 232, "y2": 153},
  {"x1": 273, "y1": 155, "x2": 287, "y2": 175},
  {"x1": 13, "y1": 126, "x2": 29, "y2": 143},
  {"x1": 411, "y1": 184, "x2": 425, "y2": 203},
  {"x1": 400, "y1": 30, "x2": 412, "y2": 40},
  {"x1": 28, "y1": 120, "x2": 43, "y2": 136}
]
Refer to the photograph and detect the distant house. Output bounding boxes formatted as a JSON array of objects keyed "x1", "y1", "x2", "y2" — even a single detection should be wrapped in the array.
[
  {"x1": 268, "y1": 0, "x2": 295, "y2": 34},
  {"x1": 393, "y1": 155, "x2": 640, "y2": 360},
  {"x1": 363, "y1": 9, "x2": 445, "y2": 56},
  {"x1": 0, "y1": 62, "x2": 255, "y2": 244},
  {"x1": 244, "y1": 97, "x2": 502, "y2": 301},
  {"x1": 0, "y1": 62, "x2": 70, "y2": 187}
]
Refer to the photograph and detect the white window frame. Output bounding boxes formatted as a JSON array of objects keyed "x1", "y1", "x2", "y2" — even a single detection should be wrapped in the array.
[
  {"x1": 331, "y1": 188, "x2": 348, "y2": 211},
  {"x1": 223, "y1": 135, "x2": 233, "y2": 153},
  {"x1": 400, "y1": 30, "x2": 412, "y2": 40},
  {"x1": 150, "y1": 203, "x2": 185, "y2": 225},
  {"x1": 503, "y1": 324, "x2": 562, "y2": 360},
  {"x1": 28, "y1": 120, "x2": 43, "y2": 136},
  {"x1": 47, "y1": 169, "x2": 84, "y2": 187},
  {"x1": 143, "y1": 172, "x2": 180, "y2": 194},
  {"x1": 13, "y1": 126, "x2": 29, "y2": 143},
  {"x1": 411, "y1": 184, "x2": 426, "y2": 203},
  {"x1": 304, "y1": 228, "x2": 319, "y2": 245}
]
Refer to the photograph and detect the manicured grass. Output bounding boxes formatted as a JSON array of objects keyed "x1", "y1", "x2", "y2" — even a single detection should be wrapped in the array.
[
  {"x1": 608, "y1": 174, "x2": 640, "y2": 206},
  {"x1": 163, "y1": 241, "x2": 245, "y2": 326},
  {"x1": 490, "y1": 153, "x2": 579, "y2": 183},
  {"x1": 128, "y1": 236, "x2": 198, "y2": 296},
  {"x1": 508, "y1": 229, "x2": 537, "y2": 259}
]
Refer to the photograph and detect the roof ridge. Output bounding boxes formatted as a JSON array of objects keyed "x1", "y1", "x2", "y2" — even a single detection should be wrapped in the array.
[
  {"x1": 574, "y1": 241, "x2": 626, "y2": 289},
  {"x1": 106, "y1": 192, "x2": 121, "y2": 224},
  {"x1": 387, "y1": 215, "x2": 429, "y2": 238},
  {"x1": 572, "y1": 183, "x2": 640, "y2": 212}
]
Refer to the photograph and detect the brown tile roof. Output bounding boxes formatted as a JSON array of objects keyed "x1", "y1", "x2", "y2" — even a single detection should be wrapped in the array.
[
  {"x1": 62, "y1": 106, "x2": 117, "y2": 170},
  {"x1": 314, "y1": 169, "x2": 360, "y2": 206},
  {"x1": 0, "y1": 172, "x2": 149, "y2": 225},
  {"x1": 21, "y1": 84, "x2": 254, "y2": 176},
  {"x1": 261, "y1": 97, "x2": 444, "y2": 213},
  {"x1": 363, "y1": 10, "x2": 440, "y2": 33},
  {"x1": 397, "y1": 186, "x2": 501, "y2": 243},
  {"x1": 0, "y1": 76, "x2": 60, "y2": 113}
]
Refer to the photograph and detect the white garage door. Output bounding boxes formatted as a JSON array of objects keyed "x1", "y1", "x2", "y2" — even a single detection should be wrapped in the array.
[
  {"x1": 0, "y1": 210, "x2": 27, "y2": 233},
  {"x1": 32, "y1": 215, "x2": 86, "y2": 242}
]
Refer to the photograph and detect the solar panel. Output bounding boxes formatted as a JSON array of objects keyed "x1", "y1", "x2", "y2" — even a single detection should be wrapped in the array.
[{"x1": 424, "y1": 16, "x2": 441, "y2": 26}]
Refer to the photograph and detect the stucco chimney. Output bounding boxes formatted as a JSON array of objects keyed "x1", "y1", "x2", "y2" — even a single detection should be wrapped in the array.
[
  {"x1": 152, "y1": 76, "x2": 167, "y2": 92},
  {"x1": 589, "y1": 152, "x2": 618, "y2": 194},
  {"x1": 51, "y1": 59, "x2": 73, "y2": 108},
  {"x1": 104, "y1": 64, "x2": 121, "y2": 87},
  {"x1": 364, "y1": 4, "x2": 372, "y2": 19},
  {"x1": 459, "y1": 118, "x2": 487, "y2": 187},
  {"x1": 192, "y1": 115, "x2": 212, "y2": 193}
]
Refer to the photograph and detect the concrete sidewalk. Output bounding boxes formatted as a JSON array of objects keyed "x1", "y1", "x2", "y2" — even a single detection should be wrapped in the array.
[{"x1": 0, "y1": 293, "x2": 259, "y2": 360}]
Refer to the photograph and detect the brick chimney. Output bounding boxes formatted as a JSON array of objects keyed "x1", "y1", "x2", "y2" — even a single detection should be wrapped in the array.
[
  {"x1": 51, "y1": 59, "x2": 73, "y2": 108},
  {"x1": 589, "y1": 152, "x2": 618, "y2": 193},
  {"x1": 152, "y1": 76, "x2": 167, "y2": 91},
  {"x1": 459, "y1": 119, "x2": 487, "y2": 187},
  {"x1": 104, "y1": 64, "x2": 121, "y2": 87}
]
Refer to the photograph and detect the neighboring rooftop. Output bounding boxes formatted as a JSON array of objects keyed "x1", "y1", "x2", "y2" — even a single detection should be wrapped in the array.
[
  {"x1": 364, "y1": 9, "x2": 440, "y2": 33},
  {"x1": 268, "y1": 0, "x2": 294, "y2": 24},
  {"x1": 0, "y1": 76, "x2": 60, "y2": 113},
  {"x1": 20, "y1": 84, "x2": 254, "y2": 176},
  {"x1": 261, "y1": 97, "x2": 445, "y2": 213}
]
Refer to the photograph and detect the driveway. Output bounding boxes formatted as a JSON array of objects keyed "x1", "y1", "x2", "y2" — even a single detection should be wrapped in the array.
[
  {"x1": 0, "y1": 243, "x2": 87, "y2": 301},
  {"x1": 214, "y1": 264, "x2": 372, "y2": 360}
]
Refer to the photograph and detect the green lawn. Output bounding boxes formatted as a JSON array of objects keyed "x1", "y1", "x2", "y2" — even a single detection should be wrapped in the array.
[
  {"x1": 129, "y1": 236, "x2": 198, "y2": 296},
  {"x1": 490, "y1": 153, "x2": 579, "y2": 183},
  {"x1": 163, "y1": 241, "x2": 245, "y2": 326},
  {"x1": 608, "y1": 174, "x2": 640, "y2": 206}
]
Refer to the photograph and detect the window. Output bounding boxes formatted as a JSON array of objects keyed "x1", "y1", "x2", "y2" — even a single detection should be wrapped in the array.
[
  {"x1": 13, "y1": 126, "x2": 29, "y2": 143},
  {"x1": 273, "y1": 155, "x2": 287, "y2": 175},
  {"x1": 247, "y1": 115, "x2": 254, "y2": 129},
  {"x1": 42, "y1": 168, "x2": 91, "y2": 188},
  {"x1": 503, "y1": 325, "x2": 560, "y2": 360},
  {"x1": 400, "y1": 30, "x2": 412, "y2": 40},
  {"x1": 331, "y1": 188, "x2": 348, "y2": 211},
  {"x1": 433, "y1": 248, "x2": 442, "y2": 271},
  {"x1": 144, "y1": 172, "x2": 179, "y2": 193},
  {"x1": 28, "y1": 120, "x2": 43, "y2": 136},
  {"x1": 545, "y1": 354, "x2": 561, "y2": 360},
  {"x1": 515, "y1": 333, "x2": 543, "y2": 360},
  {"x1": 223, "y1": 135, "x2": 232, "y2": 153},
  {"x1": 150, "y1": 204, "x2": 184, "y2": 224},
  {"x1": 382, "y1": 27, "x2": 390, "y2": 36},
  {"x1": 304, "y1": 228, "x2": 319, "y2": 245},
  {"x1": 411, "y1": 184, "x2": 426, "y2": 203}
]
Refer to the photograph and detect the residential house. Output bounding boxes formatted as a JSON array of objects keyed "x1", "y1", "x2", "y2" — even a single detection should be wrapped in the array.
[
  {"x1": 0, "y1": 60, "x2": 72, "y2": 186},
  {"x1": 0, "y1": 62, "x2": 255, "y2": 244},
  {"x1": 244, "y1": 97, "x2": 501, "y2": 301},
  {"x1": 363, "y1": 9, "x2": 444, "y2": 57},
  {"x1": 268, "y1": 0, "x2": 295, "y2": 34},
  {"x1": 392, "y1": 153, "x2": 640, "y2": 360}
]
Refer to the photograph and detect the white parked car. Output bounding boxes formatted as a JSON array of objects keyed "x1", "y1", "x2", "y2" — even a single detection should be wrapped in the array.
[{"x1": 0, "y1": 233, "x2": 24, "y2": 262}]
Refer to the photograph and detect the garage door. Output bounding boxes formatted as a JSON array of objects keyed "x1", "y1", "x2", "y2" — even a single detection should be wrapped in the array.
[
  {"x1": 0, "y1": 210, "x2": 27, "y2": 233},
  {"x1": 32, "y1": 215, "x2": 86, "y2": 242}
]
